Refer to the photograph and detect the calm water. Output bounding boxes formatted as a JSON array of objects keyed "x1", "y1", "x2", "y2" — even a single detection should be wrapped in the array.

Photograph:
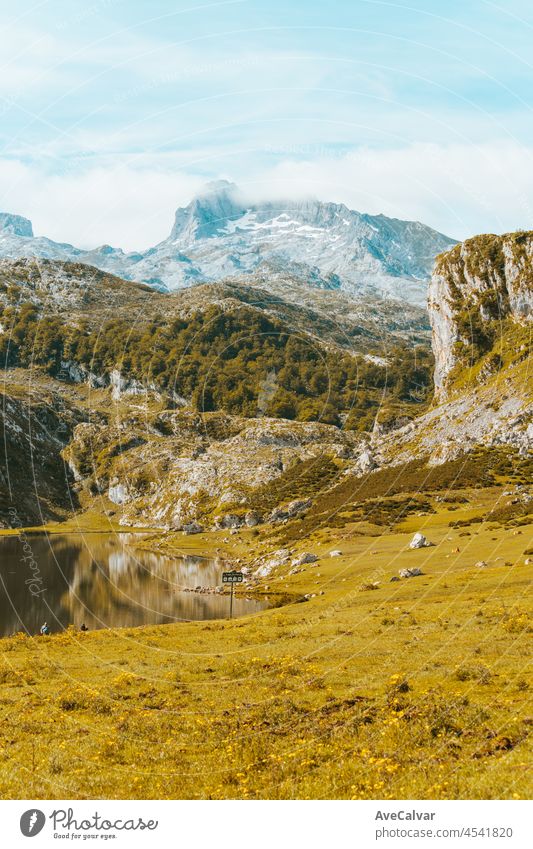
[{"x1": 0, "y1": 533, "x2": 267, "y2": 636}]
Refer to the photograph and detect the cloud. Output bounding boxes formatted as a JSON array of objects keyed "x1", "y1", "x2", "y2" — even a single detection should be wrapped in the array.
[
  {"x1": 0, "y1": 158, "x2": 205, "y2": 249},
  {"x1": 0, "y1": 140, "x2": 532, "y2": 250},
  {"x1": 256, "y1": 141, "x2": 533, "y2": 239}
]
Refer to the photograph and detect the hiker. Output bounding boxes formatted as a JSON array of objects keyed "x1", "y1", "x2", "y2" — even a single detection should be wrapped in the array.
[
  {"x1": 80, "y1": 623, "x2": 88, "y2": 632},
  {"x1": 40, "y1": 622, "x2": 50, "y2": 635}
]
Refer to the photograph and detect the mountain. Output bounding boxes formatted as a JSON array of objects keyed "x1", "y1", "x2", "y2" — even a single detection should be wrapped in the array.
[
  {"x1": 380, "y1": 230, "x2": 533, "y2": 466},
  {"x1": 0, "y1": 256, "x2": 433, "y2": 524},
  {"x1": 0, "y1": 230, "x2": 531, "y2": 529},
  {"x1": 0, "y1": 181, "x2": 456, "y2": 304}
]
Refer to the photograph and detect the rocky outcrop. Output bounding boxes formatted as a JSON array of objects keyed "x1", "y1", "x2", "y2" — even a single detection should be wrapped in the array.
[
  {"x1": 0, "y1": 383, "x2": 81, "y2": 526},
  {"x1": 429, "y1": 232, "x2": 533, "y2": 394},
  {"x1": 268, "y1": 499, "x2": 311, "y2": 523},
  {"x1": 63, "y1": 408, "x2": 362, "y2": 530}
]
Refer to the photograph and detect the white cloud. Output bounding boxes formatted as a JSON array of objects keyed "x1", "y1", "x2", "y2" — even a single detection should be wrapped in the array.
[
  {"x1": 256, "y1": 141, "x2": 533, "y2": 239},
  {"x1": 0, "y1": 158, "x2": 204, "y2": 249},
  {"x1": 0, "y1": 140, "x2": 532, "y2": 251}
]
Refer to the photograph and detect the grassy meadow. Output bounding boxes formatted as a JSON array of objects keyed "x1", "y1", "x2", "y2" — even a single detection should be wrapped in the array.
[{"x1": 0, "y1": 481, "x2": 531, "y2": 800}]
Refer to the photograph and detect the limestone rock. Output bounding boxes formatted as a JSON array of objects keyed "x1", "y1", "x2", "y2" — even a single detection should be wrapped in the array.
[
  {"x1": 245, "y1": 510, "x2": 262, "y2": 527},
  {"x1": 291, "y1": 552, "x2": 318, "y2": 566},
  {"x1": 356, "y1": 448, "x2": 376, "y2": 473},
  {"x1": 254, "y1": 548, "x2": 291, "y2": 579},
  {"x1": 214, "y1": 513, "x2": 242, "y2": 529},
  {"x1": 108, "y1": 482, "x2": 130, "y2": 505},
  {"x1": 429, "y1": 233, "x2": 533, "y2": 395},
  {"x1": 183, "y1": 522, "x2": 203, "y2": 535},
  {"x1": 268, "y1": 499, "x2": 311, "y2": 523},
  {"x1": 399, "y1": 567, "x2": 423, "y2": 578},
  {"x1": 409, "y1": 532, "x2": 433, "y2": 549}
]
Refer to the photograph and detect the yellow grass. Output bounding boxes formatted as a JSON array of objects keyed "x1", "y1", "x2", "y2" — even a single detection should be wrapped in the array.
[{"x1": 0, "y1": 493, "x2": 531, "y2": 800}]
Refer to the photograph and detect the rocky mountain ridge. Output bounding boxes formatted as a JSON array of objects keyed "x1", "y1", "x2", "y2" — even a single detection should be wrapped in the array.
[
  {"x1": 0, "y1": 181, "x2": 456, "y2": 303},
  {"x1": 0, "y1": 257, "x2": 430, "y2": 358}
]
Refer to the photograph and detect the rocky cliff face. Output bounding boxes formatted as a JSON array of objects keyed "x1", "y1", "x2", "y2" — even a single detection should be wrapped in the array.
[
  {"x1": 0, "y1": 378, "x2": 82, "y2": 525},
  {"x1": 429, "y1": 232, "x2": 533, "y2": 394}
]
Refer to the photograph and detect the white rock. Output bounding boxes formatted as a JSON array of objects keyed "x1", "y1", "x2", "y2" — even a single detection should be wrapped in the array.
[
  {"x1": 399, "y1": 567, "x2": 423, "y2": 578},
  {"x1": 108, "y1": 483, "x2": 130, "y2": 505},
  {"x1": 357, "y1": 448, "x2": 376, "y2": 473},
  {"x1": 291, "y1": 552, "x2": 318, "y2": 566},
  {"x1": 409, "y1": 532, "x2": 433, "y2": 549},
  {"x1": 254, "y1": 548, "x2": 291, "y2": 578},
  {"x1": 183, "y1": 522, "x2": 203, "y2": 535}
]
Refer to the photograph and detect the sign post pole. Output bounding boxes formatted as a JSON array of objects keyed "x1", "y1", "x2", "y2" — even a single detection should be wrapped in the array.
[{"x1": 222, "y1": 570, "x2": 244, "y2": 620}]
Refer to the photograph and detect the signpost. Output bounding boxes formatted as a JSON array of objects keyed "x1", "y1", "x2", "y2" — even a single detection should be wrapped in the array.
[{"x1": 222, "y1": 570, "x2": 244, "y2": 619}]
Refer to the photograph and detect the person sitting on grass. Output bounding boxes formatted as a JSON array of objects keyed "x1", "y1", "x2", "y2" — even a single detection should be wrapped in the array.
[{"x1": 40, "y1": 622, "x2": 50, "y2": 635}]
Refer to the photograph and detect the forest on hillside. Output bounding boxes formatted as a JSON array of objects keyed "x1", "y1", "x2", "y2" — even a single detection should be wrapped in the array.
[{"x1": 0, "y1": 301, "x2": 433, "y2": 429}]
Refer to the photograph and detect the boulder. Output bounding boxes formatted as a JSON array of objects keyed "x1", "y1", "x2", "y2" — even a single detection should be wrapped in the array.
[
  {"x1": 399, "y1": 567, "x2": 423, "y2": 578},
  {"x1": 291, "y1": 552, "x2": 318, "y2": 566},
  {"x1": 183, "y1": 522, "x2": 203, "y2": 535},
  {"x1": 269, "y1": 499, "x2": 311, "y2": 523},
  {"x1": 214, "y1": 513, "x2": 242, "y2": 529},
  {"x1": 108, "y1": 482, "x2": 130, "y2": 505},
  {"x1": 254, "y1": 548, "x2": 291, "y2": 578},
  {"x1": 356, "y1": 448, "x2": 376, "y2": 473},
  {"x1": 245, "y1": 510, "x2": 262, "y2": 527},
  {"x1": 475, "y1": 560, "x2": 489, "y2": 568},
  {"x1": 409, "y1": 532, "x2": 433, "y2": 549}
]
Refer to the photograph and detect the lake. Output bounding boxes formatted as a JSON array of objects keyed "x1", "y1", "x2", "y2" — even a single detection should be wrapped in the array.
[{"x1": 0, "y1": 532, "x2": 267, "y2": 636}]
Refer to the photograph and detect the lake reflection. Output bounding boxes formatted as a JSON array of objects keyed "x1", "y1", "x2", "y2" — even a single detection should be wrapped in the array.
[{"x1": 0, "y1": 533, "x2": 267, "y2": 635}]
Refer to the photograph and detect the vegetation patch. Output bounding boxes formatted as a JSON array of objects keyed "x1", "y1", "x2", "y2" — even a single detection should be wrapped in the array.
[
  {"x1": 276, "y1": 448, "x2": 522, "y2": 542},
  {"x1": 0, "y1": 299, "x2": 433, "y2": 428}
]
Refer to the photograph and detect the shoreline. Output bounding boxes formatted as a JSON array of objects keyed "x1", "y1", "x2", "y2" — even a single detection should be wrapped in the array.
[{"x1": 0, "y1": 519, "x2": 303, "y2": 638}]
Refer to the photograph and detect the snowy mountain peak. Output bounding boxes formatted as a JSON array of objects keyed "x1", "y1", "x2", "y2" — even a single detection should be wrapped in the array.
[
  {"x1": 169, "y1": 180, "x2": 245, "y2": 242},
  {"x1": 0, "y1": 213, "x2": 34, "y2": 238},
  {"x1": 0, "y1": 184, "x2": 458, "y2": 305}
]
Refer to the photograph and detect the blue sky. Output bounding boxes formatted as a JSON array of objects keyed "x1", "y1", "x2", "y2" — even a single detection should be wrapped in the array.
[{"x1": 1, "y1": 0, "x2": 533, "y2": 248}]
